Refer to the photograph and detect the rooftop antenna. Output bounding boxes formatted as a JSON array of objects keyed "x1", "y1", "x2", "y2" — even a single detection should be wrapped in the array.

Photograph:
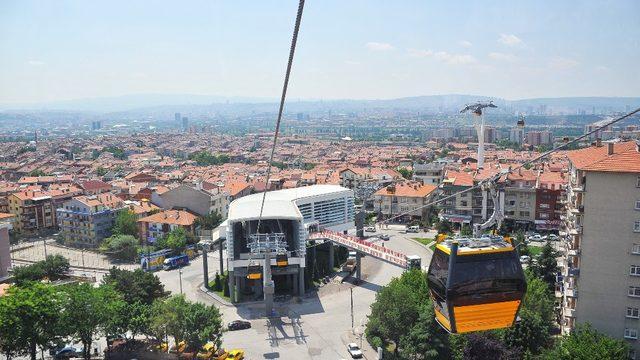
[{"x1": 460, "y1": 101, "x2": 497, "y2": 169}]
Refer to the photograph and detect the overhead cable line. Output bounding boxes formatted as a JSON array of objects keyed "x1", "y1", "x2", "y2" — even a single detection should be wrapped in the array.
[{"x1": 256, "y1": 0, "x2": 305, "y2": 231}]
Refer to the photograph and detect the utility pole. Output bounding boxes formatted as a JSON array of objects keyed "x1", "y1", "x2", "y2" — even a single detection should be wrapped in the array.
[
  {"x1": 350, "y1": 287, "x2": 354, "y2": 333},
  {"x1": 179, "y1": 268, "x2": 183, "y2": 295},
  {"x1": 43, "y1": 238, "x2": 48, "y2": 258}
]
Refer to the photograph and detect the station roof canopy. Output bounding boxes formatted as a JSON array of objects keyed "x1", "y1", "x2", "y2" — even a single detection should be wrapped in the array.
[{"x1": 227, "y1": 185, "x2": 352, "y2": 222}]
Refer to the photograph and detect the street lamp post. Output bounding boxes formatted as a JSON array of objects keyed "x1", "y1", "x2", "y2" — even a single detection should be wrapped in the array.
[{"x1": 179, "y1": 268, "x2": 183, "y2": 295}]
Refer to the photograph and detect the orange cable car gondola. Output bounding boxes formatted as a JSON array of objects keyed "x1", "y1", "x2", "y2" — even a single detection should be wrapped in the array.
[
  {"x1": 427, "y1": 237, "x2": 526, "y2": 334},
  {"x1": 247, "y1": 264, "x2": 262, "y2": 280},
  {"x1": 276, "y1": 253, "x2": 288, "y2": 267}
]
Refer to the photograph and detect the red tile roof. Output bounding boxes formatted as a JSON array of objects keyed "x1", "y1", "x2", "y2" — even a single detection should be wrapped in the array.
[{"x1": 567, "y1": 141, "x2": 640, "y2": 173}]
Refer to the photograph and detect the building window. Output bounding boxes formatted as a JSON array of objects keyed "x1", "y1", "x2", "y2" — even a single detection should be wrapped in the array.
[
  {"x1": 633, "y1": 244, "x2": 640, "y2": 255},
  {"x1": 628, "y1": 307, "x2": 640, "y2": 319},
  {"x1": 630, "y1": 287, "x2": 640, "y2": 297},
  {"x1": 625, "y1": 328, "x2": 638, "y2": 340},
  {"x1": 635, "y1": 221, "x2": 640, "y2": 233},
  {"x1": 636, "y1": 200, "x2": 640, "y2": 210},
  {"x1": 631, "y1": 266, "x2": 640, "y2": 276},
  {"x1": 637, "y1": 177, "x2": 640, "y2": 188}
]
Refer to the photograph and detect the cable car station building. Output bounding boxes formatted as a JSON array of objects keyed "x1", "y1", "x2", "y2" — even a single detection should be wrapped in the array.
[{"x1": 225, "y1": 185, "x2": 355, "y2": 303}]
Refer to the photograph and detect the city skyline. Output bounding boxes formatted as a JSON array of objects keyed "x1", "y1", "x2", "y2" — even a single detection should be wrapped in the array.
[{"x1": 1, "y1": 0, "x2": 639, "y2": 105}]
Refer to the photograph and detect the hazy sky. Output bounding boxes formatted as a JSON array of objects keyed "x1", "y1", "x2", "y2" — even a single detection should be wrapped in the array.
[{"x1": 1, "y1": 0, "x2": 639, "y2": 104}]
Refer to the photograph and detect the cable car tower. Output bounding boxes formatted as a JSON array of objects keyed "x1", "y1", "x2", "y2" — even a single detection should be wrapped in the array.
[
  {"x1": 460, "y1": 101, "x2": 497, "y2": 170},
  {"x1": 247, "y1": 231, "x2": 289, "y2": 317}
]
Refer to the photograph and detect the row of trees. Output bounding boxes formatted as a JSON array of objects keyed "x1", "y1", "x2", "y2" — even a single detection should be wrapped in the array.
[
  {"x1": 188, "y1": 151, "x2": 230, "y2": 166},
  {"x1": 0, "y1": 268, "x2": 223, "y2": 360},
  {"x1": 12, "y1": 255, "x2": 70, "y2": 286}
]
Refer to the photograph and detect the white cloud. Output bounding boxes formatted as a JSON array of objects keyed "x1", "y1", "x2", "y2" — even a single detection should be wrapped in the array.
[
  {"x1": 488, "y1": 52, "x2": 516, "y2": 62},
  {"x1": 498, "y1": 34, "x2": 524, "y2": 47},
  {"x1": 407, "y1": 48, "x2": 433, "y2": 58},
  {"x1": 434, "y1": 51, "x2": 477, "y2": 65},
  {"x1": 549, "y1": 57, "x2": 579, "y2": 70},
  {"x1": 345, "y1": 60, "x2": 361, "y2": 65},
  {"x1": 365, "y1": 42, "x2": 394, "y2": 51},
  {"x1": 27, "y1": 60, "x2": 45, "y2": 66},
  {"x1": 459, "y1": 40, "x2": 473, "y2": 48}
]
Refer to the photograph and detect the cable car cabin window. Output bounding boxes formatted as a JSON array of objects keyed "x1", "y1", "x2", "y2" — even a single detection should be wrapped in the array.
[
  {"x1": 427, "y1": 249, "x2": 449, "y2": 297},
  {"x1": 449, "y1": 252, "x2": 524, "y2": 306},
  {"x1": 427, "y1": 248, "x2": 450, "y2": 323}
]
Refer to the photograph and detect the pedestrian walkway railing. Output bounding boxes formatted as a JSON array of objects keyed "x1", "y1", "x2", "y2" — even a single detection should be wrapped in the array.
[{"x1": 309, "y1": 230, "x2": 408, "y2": 268}]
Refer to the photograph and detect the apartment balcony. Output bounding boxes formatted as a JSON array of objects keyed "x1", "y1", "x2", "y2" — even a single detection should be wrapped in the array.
[
  {"x1": 563, "y1": 307, "x2": 576, "y2": 318},
  {"x1": 564, "y1": 287, "x2": 579, "y2": 298},
  {"x1": 570, "y1": 182, "x2": 585, "y2": 192},
  {"x1": 568, "y1": 248, "x2": 580, "y2": 257}
]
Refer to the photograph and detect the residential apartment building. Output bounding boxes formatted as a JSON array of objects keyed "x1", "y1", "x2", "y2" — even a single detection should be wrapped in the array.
[
  {"x1": 413, "y1": 162, "x2": 445, "y2": 185},
  {"x1": 526, "y1": 130, "x2": 553, "y2": 146},
  {"x1": 57, "y1": 193, "x2": 125, "y2": 248},
  {"x1": 157, "y1": 183, "x2": 230, "y2": 217},
  {"x1": 0, "y1": 213, "x2": 14, "y2": 278},
  {"x1": 559, "y1": 141, "x2": 640, "y2": 358},
  {"x1": 535, "y1": 171, "x2": 566, "y2": 231},
  {"x1": 372, "y1": 182, "x2": 437, "y2": 222},
  {"x1": 440, "y1": 171, "x2": 474, "y2": 225},
  {"x1": 503, "y1": 169, "x2": 537, "y2": 228},
  {"x1": 138, "y1": 209, "x2": 198, "y2": 244},
  {"x1": 8, "y1": 191, "x2": 56, "y2": 234}
]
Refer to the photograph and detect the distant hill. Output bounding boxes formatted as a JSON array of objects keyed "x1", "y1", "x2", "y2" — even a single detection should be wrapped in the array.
[{"x1": 1, "y1": 93, "x2": 638, "y2": 115}]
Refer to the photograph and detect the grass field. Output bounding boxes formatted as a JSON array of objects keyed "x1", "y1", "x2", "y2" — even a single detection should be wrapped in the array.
[
  {"x1": 413, "y1": 237, "x2": 437, "y2": 251},
  {"x1": 528, "y1": 246, "x2": 543, "y2": 257}
]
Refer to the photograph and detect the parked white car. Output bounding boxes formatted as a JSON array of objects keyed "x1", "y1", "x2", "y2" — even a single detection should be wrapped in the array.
[
  {"x1": 365, "y1": 226, "x2": 376, "y2": 233},
  {"x1": 520, "y1": 255, "x2": 531, "y2": 263},
  {"x1": 406, "y1": 225, "x2": 420, "y2": 233},
  {"x1": 347, "y1": 343, "x2": 363, "y2": 359},
  {"x1": 528, "y1": 234, "x2": 544, "y2": 242}
]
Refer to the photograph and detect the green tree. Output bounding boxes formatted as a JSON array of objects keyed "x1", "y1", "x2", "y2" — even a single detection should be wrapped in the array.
[
  {"x1": 540, "y1": 324, "x2": 630, "y2": 360},
  {"x1": 17, "y1": 146, "x2": 36, "y2": 155},
  {"x1": 436, "y1": 219, "x2": 452, "y2": 235},
  {"x1": 463, "y1": 332, "x2": 521, "y2": 360},
  {"x1": 0, "y1": 283, "x2": 65, "y2": 360},
  {"x1": 105, "y1": 146, "x2": 126, "y2": 160},
  {"x1": 100, "y1": 234, "x2": 140, "y2": 262},
  {"x1": 522, "y1": 270, "x2": 555, "y2": 328},
  {"x1": 96, "y1": 166, "x2": 107, "y2": 176},
  {"x1": 183, "y1": 301, "x2": 223, "y2": 352},
  {"x1": 28, "y1": 169, "x2": 47, "y2": 177},
  {"x1": 502, "y1": 309, "x2": 550, "y2": 356},
  {"x1": 102, "y1": 267, "x2": 168, "y2": 305},
  {"x1": 531, "y1": 243, "x2": 559, "y2": 290},
  {"x1": 156, "y1": 227, "x2": 193, "y2": 252},
  {"x1": 213, "y1": 273, "x2": 222, "y2": 291},
  {"x1": 398, "y1": 302, "x2": 450, "y2": 360},
  {"x1": 514, "y1": 231, "x2": 530, "y2": 257},
  {"x1": 366, "y1": 270, "x2": 431, "y2": 356},
  {"x1": 104, "y1": 301, "x2": 151, "y2": 342},
  {"x1": 460, "y1": 224, "x2": 473, "y2": 237},
  {"x1": 196, "y1": 211, "x2": 223, "y2": 230},
  {"x1": 398, "y1": 168, "x2": 413, "y2": 179},
  {"x1": 112, "y1": 210, "x2": 139, "y2": 238},
  {"x1": 62, "y1": 283, "x2": 124, "y2": 359},
  {"x1": 12, "y1": 255, "x2": 70, "y2": 285}
]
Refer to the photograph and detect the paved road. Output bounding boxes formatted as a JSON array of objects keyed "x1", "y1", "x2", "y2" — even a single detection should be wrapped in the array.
[{"x1": 156, "y1": 228, "x2": 435, "y2": 360}]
